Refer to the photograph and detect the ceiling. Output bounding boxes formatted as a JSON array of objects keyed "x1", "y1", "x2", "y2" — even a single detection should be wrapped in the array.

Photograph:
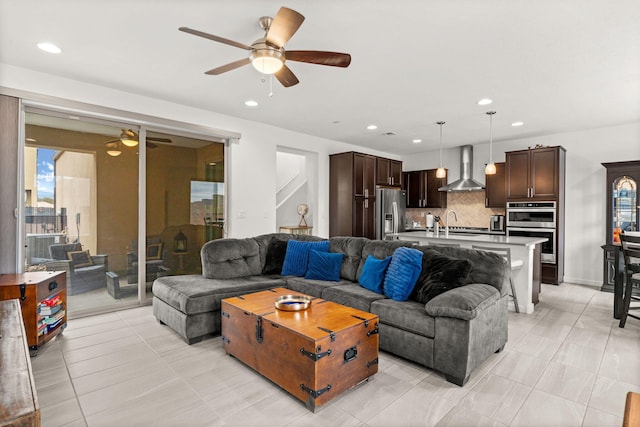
[{"x1": 1, "y1": 1, "x2": 639, "y2": 155}]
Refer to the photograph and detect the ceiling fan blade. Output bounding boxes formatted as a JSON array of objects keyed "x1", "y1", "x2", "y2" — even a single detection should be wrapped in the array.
[
  {"x1": 205, "y1": 58, "x2": 251, "y2": 75},
  {"x1": 179, "y1": 27, "x2": 252, "y2": 50},
  {"x1": 286, "y1": 51, "x2": 352, "y2": 67},
  {"x1": 147, "y1": 137, "x2": 172, "y2": 143},
  {"x1": 275, "y1": 65, "x2": 299, "y2": 87},
  {"x1": 265, "y1": 7, "x2": 304, "y2": 48},
  {"x1": 146, "y1": 142, "x2": 158, "y2": 149}
]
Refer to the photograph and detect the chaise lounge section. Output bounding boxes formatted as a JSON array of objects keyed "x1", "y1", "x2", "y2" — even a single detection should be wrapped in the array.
[{"x1": 152, "y1": 233, "x2": 509, "y2": 386}]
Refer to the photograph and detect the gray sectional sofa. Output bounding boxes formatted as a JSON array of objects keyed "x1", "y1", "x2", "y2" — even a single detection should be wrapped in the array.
[{"x1": 152, "y1": 233, "x2": 509, "y2": 386}]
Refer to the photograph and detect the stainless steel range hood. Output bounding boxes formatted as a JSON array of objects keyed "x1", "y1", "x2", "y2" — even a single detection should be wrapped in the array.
[{"x1": 438, "y1": 145, "x2": 485, "y2": 192}]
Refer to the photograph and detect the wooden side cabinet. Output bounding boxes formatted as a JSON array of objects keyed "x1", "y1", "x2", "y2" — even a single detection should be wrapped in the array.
[{"x1": 0, "y1": 271, "x2": 67, "y2": 355}]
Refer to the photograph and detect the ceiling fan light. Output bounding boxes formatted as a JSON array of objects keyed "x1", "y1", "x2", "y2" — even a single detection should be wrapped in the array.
[
  {"x1": 250, "y1": 48, "x2": 284, "y2": 74},
  {"x1": 120, "y1": 130, "x2": 138, "y2": 147},
  {"x1": 105, "y1": 141, "x2": 122, "y2": 157}
]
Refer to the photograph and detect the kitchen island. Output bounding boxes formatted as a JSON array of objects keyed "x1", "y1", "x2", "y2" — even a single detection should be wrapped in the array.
[{"x1": 394, "y1": 231, "x2": 547, "y2": 314}]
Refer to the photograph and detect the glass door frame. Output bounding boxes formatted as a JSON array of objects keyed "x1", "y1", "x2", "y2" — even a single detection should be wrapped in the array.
[{"x1": 16, "y1": 96, "x2": 235, "y2": 316}]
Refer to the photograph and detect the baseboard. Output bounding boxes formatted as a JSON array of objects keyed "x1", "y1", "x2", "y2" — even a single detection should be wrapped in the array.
[{"x1": 560, "y1": 277, "x2": 602, "y2": 289}]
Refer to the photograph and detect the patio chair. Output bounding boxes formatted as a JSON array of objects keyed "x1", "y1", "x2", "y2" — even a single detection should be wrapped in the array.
[{"x1": 45, "y1": 242, "x2": 108, "y2": 295}]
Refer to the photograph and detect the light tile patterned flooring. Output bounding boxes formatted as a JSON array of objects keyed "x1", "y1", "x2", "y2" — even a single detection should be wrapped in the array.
[{"x1": 32, "y1": 283, "x2": 640, "y2": 427}]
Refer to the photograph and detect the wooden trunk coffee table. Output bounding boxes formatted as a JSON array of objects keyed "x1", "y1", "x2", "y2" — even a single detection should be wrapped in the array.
[{"x1": 221, "y1": 287, "x2": 379, "y2": 411}]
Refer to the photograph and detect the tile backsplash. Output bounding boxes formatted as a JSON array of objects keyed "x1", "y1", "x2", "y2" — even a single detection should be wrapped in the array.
[{"x1": 405, "y1": 191, "x2": 505, "y2": 229}]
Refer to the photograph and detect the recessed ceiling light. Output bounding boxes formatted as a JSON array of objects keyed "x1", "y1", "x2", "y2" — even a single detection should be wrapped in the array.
[
  {"x1": 244, "y1": 100, "x2": 258, "y2": 107},
  {"x1": 412, "y1": 139, "x2": 422, "y2": 144},
  {"x1": 37, "y1": 42, "x2": 62, "y2": 54},
  {"x1": 477, "y1": 98, "x2": 493, "y2": 106},
  {"x1": 367, "y1": 124, "x2": 377, "y2": 130},
  {"x1": 511, "y1": 121, "x2": 524, "y2": 127}
]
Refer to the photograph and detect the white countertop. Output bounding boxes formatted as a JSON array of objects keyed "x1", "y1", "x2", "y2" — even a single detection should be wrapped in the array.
[{"x1": 395, "y1": 231, "x2": 547, "y2": 247}]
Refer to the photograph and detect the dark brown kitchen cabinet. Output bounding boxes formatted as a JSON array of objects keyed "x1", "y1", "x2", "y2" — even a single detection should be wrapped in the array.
[
  {"x1": 506, "y1": 146, "x2": 565, "y2": 201},
  {"x1": 376, "y1": 157, "x2": 402, "y2": 187},
  {"x1": 403, "y1": 169, "x2": 447, "y2": 209},
  {"x1": 485, "y1": 162, "x2": 506, "y2": 208},
  {"x1": 506, "y1": 146, "x2": 566, "y2": 286},
  {"x1": 330, "y1": 152, "x2": 377, "y2": 239}
]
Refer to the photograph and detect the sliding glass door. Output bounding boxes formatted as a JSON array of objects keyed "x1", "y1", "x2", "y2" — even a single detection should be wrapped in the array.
[{"x1": 22, "y1": 109, "x2": 227, "y2": 318}]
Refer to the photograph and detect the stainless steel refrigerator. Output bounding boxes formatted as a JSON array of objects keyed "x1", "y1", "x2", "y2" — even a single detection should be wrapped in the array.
[{"x1": 375, "y1": 186, "x2": 407, "y2": 240}]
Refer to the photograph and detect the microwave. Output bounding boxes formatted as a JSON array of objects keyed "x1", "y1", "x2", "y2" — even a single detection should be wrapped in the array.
[{"x1": 506, "y1": 201, "x2": 556, "y2": 228}]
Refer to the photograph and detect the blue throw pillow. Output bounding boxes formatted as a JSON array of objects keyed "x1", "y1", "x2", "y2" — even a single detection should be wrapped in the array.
[
  {"x1": 305, "y1": 250, "x2": 343, "y2": 281},
  {"x1": 383, "y1": 247, "x2": 423, "y2": 301},
  {"x1": 281, "y1": 240, "x2": 330, "y2": 277},
  {"x1": 358, "y1": 255, "x2": 392, "y2": 294}
]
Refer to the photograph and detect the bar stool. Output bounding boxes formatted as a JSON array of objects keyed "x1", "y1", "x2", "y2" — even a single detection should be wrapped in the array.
[
  {"x1": 619, "y1": 233, "x2": 640, "y2": 328},
  {"x1": 472, "y1": 245, "x2": 522, "y2": 313}
]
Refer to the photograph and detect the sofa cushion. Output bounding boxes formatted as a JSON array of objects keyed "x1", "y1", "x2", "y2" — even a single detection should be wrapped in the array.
[
  {"x1": 411, "y1": 251, "x2": 472, "y2": 303},
  {"x1": 68, "y1": 250, "x2": 93, "y2": 268},
  {"x1": 321, "y1": 283, "x2": 387, "y2": 313},
  {"x1": 49, "y1": 243, "x2": 82, "y2": 260},
  {"x1": 356, "y1": 240, "x2": 413, "y2": 280},
  {"x1": 424, "y1": 283, "x2": 501, "y2": 320},
  {"x1": 285, "y1": 277, "x2": 349, "y2": 298},
  {"x1": 305, "y1": 250, "x2": 343, "y2": 282},
  {"x1": 152, "y1": 275, "x2": 286, "y2": 315},
  {"x1": 417, "y1": 245, "x2": 509, "y2": 296},
  {"x1": 253, "y1": 233, "x2": 325, "y2": 271},
  {"x1": 370, "y1": 299, "x2": 435, "y2": 338},
  {"x1": 281, "y1": 240, "x2": 329, "y2": 277},
  {"x1": 262, "y1": 238, "x2": 288, "y2": 275},
  {"x1": 201, "y1": 238, "x2": 262, "y2": 279},
  {"x1": 329, "y1": 236, "x2": 369, "y2": 282},
  {"x1": 358, "y1": 255, "x2": 392, "y2": 294},
  {"x1": 383, "y1": 247, "x2": 423, "y2": 301}
]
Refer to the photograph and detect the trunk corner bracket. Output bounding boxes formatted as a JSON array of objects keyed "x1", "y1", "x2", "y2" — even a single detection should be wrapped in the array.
[{"x1": 300, "y1": 346, "x2": 332, "y2": 361}]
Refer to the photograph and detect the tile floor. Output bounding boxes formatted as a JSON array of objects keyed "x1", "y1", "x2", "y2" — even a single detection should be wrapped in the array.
[{"x1": 31, "y1": 283, "x2": 640, "y2": 427}]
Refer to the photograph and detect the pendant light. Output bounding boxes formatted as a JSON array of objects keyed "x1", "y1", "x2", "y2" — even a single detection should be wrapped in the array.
[
  {"x1": 435, "y1": 121, "x2": 446, "y2": 179},
  {"x1": 105, "y1": 141, "x2": 122, "y2": 157},
  {"x1": 484, "y1": 111, "x2": 497, "y2": 175},
  {"x1": 120, "y1": 129, "x2": 138, "y2": 147}
]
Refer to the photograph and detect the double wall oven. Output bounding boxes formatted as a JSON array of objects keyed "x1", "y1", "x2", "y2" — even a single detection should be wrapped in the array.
[{"x1": 506, "y1": 201, "x2": 556, "y2": 263}]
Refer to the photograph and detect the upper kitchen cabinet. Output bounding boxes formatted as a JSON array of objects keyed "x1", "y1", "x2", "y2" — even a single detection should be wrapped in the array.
[
  {"x1": 376, "y1": 157, "x2": 402, "y2": 187},
  {"x1": 506, "y1": 146, "x2": 566, "y2": 201},
  {"x1": 485, "y1": 162, "x2": 506, "y2": 208},
  {"x1": 403, "y1": 169, "x2": 447, "y2": 209}
]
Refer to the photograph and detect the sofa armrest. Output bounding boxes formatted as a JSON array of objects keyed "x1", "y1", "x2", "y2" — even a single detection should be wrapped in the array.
[
  {"x1": 44, "y1": 259, "x2": 74, "y2": 275},
  {"x1": 91, "y1": 254, "x2": 108, "y2": 268},
  {"x1": 425, "y1": 283, "x2": 500, "y2": 320}
]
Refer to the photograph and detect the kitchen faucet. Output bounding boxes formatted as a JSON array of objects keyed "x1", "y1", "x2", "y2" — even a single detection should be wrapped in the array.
[{"x1": 445, "y1": 210, "x2": 458, "y2": 237}]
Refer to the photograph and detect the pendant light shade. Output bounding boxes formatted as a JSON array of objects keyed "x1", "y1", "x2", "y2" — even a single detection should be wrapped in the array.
[
  {"x1": 485, "y1": 111, "x2": 497, "y2": 175},
  {"x1": 436, "y1": 121, "x2": 446, "y2": 179},
  {"x1": 105, "y1": 141, "x2": 122, "y2": 157},
  {"x1": 120, "y1": 129, "x2": 138, "y2": 147}
]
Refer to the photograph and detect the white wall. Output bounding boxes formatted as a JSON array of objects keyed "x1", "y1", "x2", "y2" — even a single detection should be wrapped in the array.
[
  {"x1": 402, "y1": 123, "x2": 640, "y2": 287},
  {"x1": 0, "y1": 64, "x2": 398, "y2": 241}
]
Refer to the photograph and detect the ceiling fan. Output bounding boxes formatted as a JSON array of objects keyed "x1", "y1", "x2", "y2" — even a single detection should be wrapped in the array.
[
  {"x1": 105, "y1": 129, "x2": 173, "y2": 156},
  {"x1": 179, "y1": 6, "x2": 351, "y2": 87}
]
